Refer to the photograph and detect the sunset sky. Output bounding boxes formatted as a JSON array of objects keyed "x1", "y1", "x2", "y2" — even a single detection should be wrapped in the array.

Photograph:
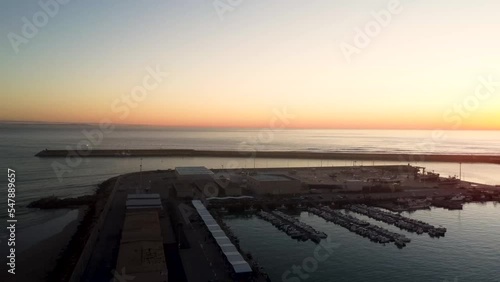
[{"x1": 1, "y1": 0, "x2": 500, "y2": 129}]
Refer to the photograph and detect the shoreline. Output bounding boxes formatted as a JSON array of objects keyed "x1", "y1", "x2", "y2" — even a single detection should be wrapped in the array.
[
  {"x1": 35, "y1": 149, "x2": 500, "y2": 164},
  {"x1": 0, "y1": 207, "x2": 85, "y2": 282},
  {"x1": 1, "y1": 177, "x2": 117, "y2": 282}
]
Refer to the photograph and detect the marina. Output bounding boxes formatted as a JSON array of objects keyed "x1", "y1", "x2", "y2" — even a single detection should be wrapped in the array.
[
  {"x1": 256, "y1": 210, "x2": 326, "y2": 243},
  {"x1": 271, "y1": 210, "x2": 328, "y2": 241},
  {"x1": 346, "y1": 204, "x2": 447, "y2": 237},
  {"x1": 223, "y1": 202, "x2": 500, "y2": 282},
  {"x1": 308, "y1": 206, "x2": 411, "y2": 248},
  {"x1": 5, "y1": 0, "x2": 500, "y2": 279}
]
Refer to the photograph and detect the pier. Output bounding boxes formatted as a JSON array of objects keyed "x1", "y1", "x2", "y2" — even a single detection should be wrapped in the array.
[
  {"x1": 256, "y1": 210, "x2": 326, "y2": 243},
  {"x1": 271, "y1": 211, "x2": 327, "y2": 242},
  {"x1": 308, "y1": 206, "x2": 411, "y2": 248},
  {"x1": 346, "y1": 204, "x2": 446, "y2": 237}
]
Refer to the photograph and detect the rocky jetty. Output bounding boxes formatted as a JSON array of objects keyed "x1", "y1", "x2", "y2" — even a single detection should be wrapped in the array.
[{"x1": 28, "y1": 195, "x2": 94, "y2": 209}]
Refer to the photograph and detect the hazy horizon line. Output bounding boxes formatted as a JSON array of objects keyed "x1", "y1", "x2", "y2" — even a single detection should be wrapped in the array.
[{"x1": 1, "y1": 120, "x2": 499, "y2": 131}]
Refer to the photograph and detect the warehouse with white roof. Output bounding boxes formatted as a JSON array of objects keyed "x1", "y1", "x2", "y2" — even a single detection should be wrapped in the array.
[{"x1": 191, "y1": 200, "x2": 253, "y2": 278}]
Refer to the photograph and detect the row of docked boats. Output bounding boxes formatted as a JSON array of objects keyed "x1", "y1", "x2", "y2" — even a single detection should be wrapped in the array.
[
  {"x1": 271, "y1": 210, "x2": 328, "y2": 241},
  {"x1": 308, "y1": 206, "x2": 410, "y2": 248},
  {"x1": 346, "y1": 204, "x2": 446, "y2": 237},
  {"x1": 257, "y1": 210, "x2": 319, "y2": 242}
]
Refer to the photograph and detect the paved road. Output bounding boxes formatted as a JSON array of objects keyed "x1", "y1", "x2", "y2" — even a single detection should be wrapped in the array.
[{"x1": 81, "y1": 178, "x2": 127, "y2": 282}]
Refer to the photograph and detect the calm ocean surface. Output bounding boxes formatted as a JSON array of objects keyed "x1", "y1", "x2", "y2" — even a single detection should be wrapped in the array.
[
  {"x1": 0, "y1": 123, "x2": 499, "y2": 280},
  {"x1": 224, "y1": 203, "x2": 500, "y2": 282}
]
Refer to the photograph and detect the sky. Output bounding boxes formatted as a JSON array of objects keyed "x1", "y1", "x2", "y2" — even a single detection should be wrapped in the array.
[{"x1": 1, "y1": 0, "x2": 500, "y2": 130}]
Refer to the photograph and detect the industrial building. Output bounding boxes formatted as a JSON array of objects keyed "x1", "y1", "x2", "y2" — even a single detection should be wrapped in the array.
[
  {"x1": 116, "y1": 211, "x2": 168, "y2": 282},
  {"x1": 126, "y1": 193, "x2": 162, "y2": 210},
  {"x1": 223, "y1": 182, "x2": 243, "y2": 196},
  {"x1": 175, "y1": 166, "x2": 214, "y2": 181},
  {"x1": 247, "y1": 174, "x2": 303, "y2": 195},
  {"x1": 173, "y1": 182, "x2": 195, "y2": 198},
  {"x1": 213, "y1": 174, "x2": 244, "y2": 196},
  {"x1": 191, "y1": 200, "x2": 252, "y2": 279},
  {"x1": 192, "y1": 180, "x2": 220, "y2": 198}
]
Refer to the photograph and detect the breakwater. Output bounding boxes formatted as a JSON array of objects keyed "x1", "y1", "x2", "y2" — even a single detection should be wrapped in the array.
[
  {"x1": 346, "y1": 205, "x2": 446, "y2": 237},
  {"x1": 35, "y1": 149, "x2": 500, "y2": 164}
]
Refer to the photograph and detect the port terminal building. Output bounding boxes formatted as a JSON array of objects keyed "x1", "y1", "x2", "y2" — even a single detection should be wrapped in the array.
[
  {"x1": 174, "y1": 166, "x2": 305, "y2": 196},
  {"x1": 174, "y1": 166, "x2": 245, "y2": 198},
  {"x1": 175, "y1": 166, "x2": 214, "y2": 181},
  {"x1": 173, "y1": 182, "x2": 196, "y2": 198},
  {"x1": 246, "y1": 174, "x2": 303, "y2": 195}
]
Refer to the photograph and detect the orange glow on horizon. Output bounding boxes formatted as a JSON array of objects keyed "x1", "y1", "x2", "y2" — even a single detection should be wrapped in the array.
[
  {"x1": 5, "y1": 109, "x2": 499, "y2": 131},
  {"x1": 2, "y1": 1, "x2": 500, "y2": 131}
]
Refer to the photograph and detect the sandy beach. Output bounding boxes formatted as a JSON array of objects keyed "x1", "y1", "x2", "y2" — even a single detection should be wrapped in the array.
[{"x1": 0, "y1": 208, "x2": 85, "y2": 282}]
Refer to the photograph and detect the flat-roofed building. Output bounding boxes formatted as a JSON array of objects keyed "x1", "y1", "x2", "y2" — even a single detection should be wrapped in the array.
[
  {"x1": 127, "y1": 193, "x2": 161, "y2": 199},
  {"x1": 126, "y1": 194, "x2": 162, "y2": 210},
  {"x1": 247, "y1": 174, "x2": 303, "y2": 195},
  {"x1": 213, "y1": 177, "x2": 243, "y2": 197},
  {"x1": 193, "y1": 180, "x2": 221, "y2": 198},
  {"x1": 121, "y1": 211, "x2": 163, "y2": 242},
  {"x1": 224, "y1": 184, "x2": 242, "y2": 197},
  {"x1": 173, "y1": 182, "x2": 195, "y2": 198},
  {"x1": 116, "y1": 211, "x2": 168, "y2": 282},
  {"x1": 193, "y1": 179, "x2": 243, "y2": 198},
  {"x1": 116, "y1": 241, "x2": 167, "y2": 282},
  {"x1": 175, "y1": 166, "x2": 214, "y2": 181}
]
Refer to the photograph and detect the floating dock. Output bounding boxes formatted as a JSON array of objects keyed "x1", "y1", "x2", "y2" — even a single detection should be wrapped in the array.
[
  {"x1": 346, "y1": 204, "x2": 446, "y2": 237},
  {"x1": 271, "y1": 211, "x2": 327, "y2": 242},
  {"x1": 308, "y1": 206, "x2": 410, "y2": 248},
  {"x1": 256, "y1": 210, "x2": 326, "y2": 243}
]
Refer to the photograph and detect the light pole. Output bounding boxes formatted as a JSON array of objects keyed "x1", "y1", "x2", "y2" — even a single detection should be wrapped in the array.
[
  {"x1": 459, "y1": 162, "x2": 462, "y2": 180},
  {"x1": 139, "y1": 158, "x2": 143, "y2": 192}
]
